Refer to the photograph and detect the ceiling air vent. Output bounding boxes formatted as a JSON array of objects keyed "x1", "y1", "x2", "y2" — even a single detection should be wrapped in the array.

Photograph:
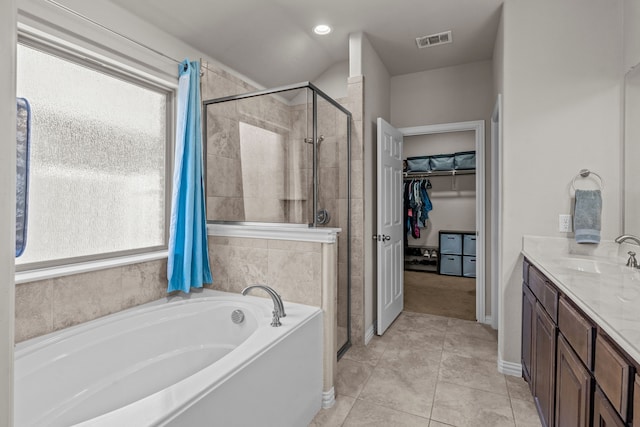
[{"x1": 416, "y1": 31, "x2": 452, "y2": 49}]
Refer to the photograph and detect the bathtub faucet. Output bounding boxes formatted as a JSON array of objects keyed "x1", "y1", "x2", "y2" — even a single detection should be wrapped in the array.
[{"x1": 241, "y1": 285, "x2": 287, "y2": 327}]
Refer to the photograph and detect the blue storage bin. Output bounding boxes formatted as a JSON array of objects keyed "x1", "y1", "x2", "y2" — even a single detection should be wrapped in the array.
[
  {"x1": 430, "y1": 154, "x2": 454, "y2": 171},
  {"x1": 406, "y1": 156, "x2": 431, "y2": 172},
  {"x1": 440, "y1": 255, "x2": 462, "y2": 276},
  {"x1": 440, "y1": 233, "x2": 462, "y2": 254},
  {"x1": 463, "y1": 234, "x2": 476, "y2": 256},
  {"x1": 463, "y1": 256, "x2": 476, "y2": 277},
  {"x1": 454, "y1": 151, "x2": 476, "y2": 170}
]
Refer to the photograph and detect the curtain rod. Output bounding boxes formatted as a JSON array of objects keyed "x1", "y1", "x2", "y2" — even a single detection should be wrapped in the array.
[{"x1": 42, "y1": 0, "x2": 210, "y2": 75}]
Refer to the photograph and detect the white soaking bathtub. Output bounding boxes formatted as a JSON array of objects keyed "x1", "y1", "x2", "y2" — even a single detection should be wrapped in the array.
[{"x1": 15, "y1": 289, "x2": 323, "y2": 427}]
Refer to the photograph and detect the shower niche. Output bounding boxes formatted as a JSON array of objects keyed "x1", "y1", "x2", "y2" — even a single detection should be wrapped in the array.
[{"x1": 203, "y1": 82, "x2": 352, "y2": 357}]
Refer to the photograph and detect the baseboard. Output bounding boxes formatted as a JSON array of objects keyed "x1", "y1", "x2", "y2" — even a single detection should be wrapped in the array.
[
  {"x1": 498, "y1": 358, "x2": 522, "y2": 377},
  {"x1": 364, "y1": 324, "x2": 375, "y2": 345},
  {"x1": 322, "y1": 387, "x2": 335, "y2": 409}
]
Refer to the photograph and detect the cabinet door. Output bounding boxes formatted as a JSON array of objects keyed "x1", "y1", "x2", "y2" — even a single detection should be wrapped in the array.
[
  {"x1": 555, "y1": 335, "x2": 592, "y2": 427},
  {"x1": 634, "y1": 375, "x2": 640, "y2": 427},
  {"x1": 534, "y1": 301, "x2": 557, "y2": 427},
  {"x1": 593, "y1": 386, "x2": 625, "y2": 427},
  {"x1": 522, "y1": 284, "x2": 536, "y2": 388},
  {"x1": 594, "y1": 335, "x2": 632, "y2": 423}
]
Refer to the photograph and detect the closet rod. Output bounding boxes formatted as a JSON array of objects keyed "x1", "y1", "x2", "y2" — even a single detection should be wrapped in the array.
[{"x1": 403, "y1": 170, "x2": 475, "y2": 179}]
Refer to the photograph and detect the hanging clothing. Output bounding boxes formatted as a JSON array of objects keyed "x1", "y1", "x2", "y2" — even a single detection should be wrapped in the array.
[
  {"x1": 403, "y1": 178, "x2": 433, "y2": 240},
  {"x1": 167, "y1": 59, "x2": 213, "y2": 293}
]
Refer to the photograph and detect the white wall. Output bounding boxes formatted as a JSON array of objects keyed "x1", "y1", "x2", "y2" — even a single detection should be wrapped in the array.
[
  {"x1": 391, "y1": 61, "x2": 494, "y2": 128},
  {"x1": 0, "y1": 1, "x2": 16, "y2": 424},
  {"x1": 624, "y1": 0, "x2": 640, "y2": 70},
  {"x1": 312, "y1": 60, "x2": 349, "y2": 100},
  {"x1": 354, "y1": 33, "x2": 391, "y2": 336},
  {"x1": 499, "y1": 0, "x2": 623, "y2": 366}
]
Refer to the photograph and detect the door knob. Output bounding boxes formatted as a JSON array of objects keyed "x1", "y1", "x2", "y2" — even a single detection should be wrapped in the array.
[{"x1": 383, "y1": 235, "x2": 390, "y2": 241}]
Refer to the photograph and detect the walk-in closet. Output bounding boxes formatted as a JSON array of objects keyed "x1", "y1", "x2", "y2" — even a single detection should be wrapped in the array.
[{"x1": 403, "y1": 130, "x2": 477, "y2": 321}]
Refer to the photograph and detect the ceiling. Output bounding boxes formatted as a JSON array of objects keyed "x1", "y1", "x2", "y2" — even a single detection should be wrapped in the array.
[{"x1": 109, "y1": 0, "x2": 503, "y2": 89}]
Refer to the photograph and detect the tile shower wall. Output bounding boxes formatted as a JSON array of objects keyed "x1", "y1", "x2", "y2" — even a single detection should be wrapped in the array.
[
  {"x1": 204, "y1": 67, "x2": 311, "y2": 223},
  {"x1": 15, "y1": 259, "x2": 167, "y2": 342}
]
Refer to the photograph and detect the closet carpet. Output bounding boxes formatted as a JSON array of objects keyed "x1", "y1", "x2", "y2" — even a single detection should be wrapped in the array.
[{"x1": 404, "y1": 270, "x2": 476, "y2": 321}]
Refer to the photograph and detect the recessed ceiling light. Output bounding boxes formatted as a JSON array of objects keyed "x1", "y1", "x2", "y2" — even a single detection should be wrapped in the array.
[{"x1": 313, "y1": 24, "x2": 332, "y2": 35}]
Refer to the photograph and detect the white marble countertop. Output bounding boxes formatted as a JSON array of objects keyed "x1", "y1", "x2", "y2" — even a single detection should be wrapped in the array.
[{"x1": 522, "y1": 236, "x2": 640, "y2": 364}]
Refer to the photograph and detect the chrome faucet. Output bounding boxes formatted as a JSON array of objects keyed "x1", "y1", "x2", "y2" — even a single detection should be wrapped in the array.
[
  {"x1": 241, "y1": 285, "x2": 286, "y2": 327},
  {"x1": 615, "y1": 234, "x2": 640, "y2": 246},
  {"x1": 615, "y1": 235, "x2": 640, "y2": 268}
]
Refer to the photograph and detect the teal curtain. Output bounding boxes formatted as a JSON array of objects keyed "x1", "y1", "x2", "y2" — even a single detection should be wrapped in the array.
[{"x1": 167, "y1": 59, "x2": 212, "y2": 292}]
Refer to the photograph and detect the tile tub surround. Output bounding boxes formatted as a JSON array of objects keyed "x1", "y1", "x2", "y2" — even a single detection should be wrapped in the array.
[
  {"x1": 207, "y1": 225, "x2": 340, "y2": 407},
  {"x1": 15, "y1": 259, "x2": 168, "y2": 343},
  {"x1": 310, "y1": 312, "x2": 541, "y2": 427},
  {"x1": 522, "y1": 235, "x2": 640, "y2": 363}
]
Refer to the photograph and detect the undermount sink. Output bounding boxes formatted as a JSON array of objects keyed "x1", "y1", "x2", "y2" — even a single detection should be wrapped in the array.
[{"x1": 558, "y1": 257, "x2": 635, "y2": 275}]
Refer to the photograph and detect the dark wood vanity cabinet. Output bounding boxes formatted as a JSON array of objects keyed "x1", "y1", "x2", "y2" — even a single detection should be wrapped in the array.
[
  {"x1": 556, "y1": 334, "x2": 593, "y2": 427},
  {"x1": 522, "y1": 260, "x2": 558, "y2": 427},
  {"x1": 534, "y1": 302, "x2": 557, "y2": 427},
  {"x1": 522, "y1": 258, "x2": 636, "y2": 427},
  {"x1": 594, "y1": 386, "x2": 626, "y2": 427},
  {"x1": 634, "y1": 375, "x2": 640, "y2": 427},
  {"x1": 522, "y1": 283, "x2": 535, "y2": 387}
]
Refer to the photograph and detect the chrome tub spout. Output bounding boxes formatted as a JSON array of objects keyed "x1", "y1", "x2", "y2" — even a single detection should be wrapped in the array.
[{"x1": 242, "y1": 285, "x2": 286, "y2": 327}]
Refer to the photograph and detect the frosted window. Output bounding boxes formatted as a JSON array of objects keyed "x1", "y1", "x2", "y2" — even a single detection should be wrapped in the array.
[{"x1": 15, "y1": 43, "x2": 168, "y2": 266}]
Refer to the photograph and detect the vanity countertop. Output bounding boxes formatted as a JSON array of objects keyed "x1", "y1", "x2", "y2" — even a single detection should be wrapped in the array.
[{"x1": 522, "y1": 236, "x2": 640, "y2": 364}]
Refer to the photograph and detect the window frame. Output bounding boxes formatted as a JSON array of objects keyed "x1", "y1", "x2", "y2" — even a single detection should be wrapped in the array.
[{"x1": 15, "y1": 32, "x2": 175, "y2": 275}]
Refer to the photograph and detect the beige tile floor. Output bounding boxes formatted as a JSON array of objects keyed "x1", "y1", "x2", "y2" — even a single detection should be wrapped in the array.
[{"x1": 310, "y1": 311, "x2": 542, "y2": 427}]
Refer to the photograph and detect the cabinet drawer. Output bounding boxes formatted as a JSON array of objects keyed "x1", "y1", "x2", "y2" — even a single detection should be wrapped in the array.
[
  {"x1": 558, "y1": 296, "x2": 594, "y2": 371},
  {"x1": 594, "y1": 335, "x2": 633, "y2": 422},
  {"x1": 440, "y1": 254, "x2": 461, "y2": 276},
  {"x1": 440, "y1": 233, "x2": 462, "y2": 254},
  {"x1": 528, "y1": 266, "x2": 558, "y2": 322}
]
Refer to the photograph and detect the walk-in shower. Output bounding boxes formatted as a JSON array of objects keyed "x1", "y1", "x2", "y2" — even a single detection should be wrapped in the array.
[{"x1": 202, "y1": 82, "x2": 351, "y2": 357}]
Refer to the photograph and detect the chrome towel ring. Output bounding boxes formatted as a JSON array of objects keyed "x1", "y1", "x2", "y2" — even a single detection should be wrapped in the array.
[{"x1": 570, "y1": 169, "x2": 603, "y2": 196}]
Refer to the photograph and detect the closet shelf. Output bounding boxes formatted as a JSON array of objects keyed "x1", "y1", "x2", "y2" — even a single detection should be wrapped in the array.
[{"x1": 403, "y1": 169, "x2": 475, "y2": 179}]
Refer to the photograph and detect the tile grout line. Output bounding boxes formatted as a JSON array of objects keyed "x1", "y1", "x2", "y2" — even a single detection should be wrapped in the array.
[
  {"x1": 428, "y1": 320, "x2": 451, "y2": 424},
  {"x1": 339, "y1": 339, "x2": 386, "y2": 426}
]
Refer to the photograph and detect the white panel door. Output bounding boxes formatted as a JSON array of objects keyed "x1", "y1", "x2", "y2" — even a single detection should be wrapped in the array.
[{"x1": 376, "y1": 118, "x2": 404, "y2": 335}]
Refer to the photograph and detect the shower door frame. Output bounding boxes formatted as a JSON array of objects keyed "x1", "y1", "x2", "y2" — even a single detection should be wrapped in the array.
[{"x1": 202, "y1": 82, "x2": 353, "y2": 359}]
